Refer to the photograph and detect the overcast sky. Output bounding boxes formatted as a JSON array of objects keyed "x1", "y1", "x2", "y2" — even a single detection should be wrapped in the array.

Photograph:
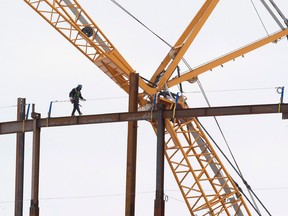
[{"x1": 1, "y1": 0, "x2": 288, "y2": 215}]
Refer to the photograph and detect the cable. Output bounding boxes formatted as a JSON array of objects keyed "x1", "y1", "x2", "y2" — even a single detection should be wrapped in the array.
[
  {"x1": 258, "y1": 0, "x2": 287, "y2": 29},
  {"x1": 0, "y1": 105, "x2": 17, "y2": 109},
  {"x1": 195, "y1": 79, "x2": 245, "y2": 180},
  {"x1": 184, "y1": 86, "x2": 278, "y2": 94},
  {"x1": 111, "y1": 0, "x2": 194, "y2": 84},
  {"x1": 0, "y1": 190, "x2": 156, "y2": 204},
  {"x1": 51, "y1": 96, "x2": 128, "y2": 103},
  {"x1": 111, "y1": 1, "x2": 273, "y2": 214},
  {"x1": 86, "y1": 96, "x2": 128, "y2": 101},
  {"x1": 177, "y1": 10, "x2": 272, "y2": 215},
  {"x1": 233, "y1": 181, "x2": 263, "y2": 216},
  {"x1": 250, "y1": 0, "x2": 270, "y2": 35},
  {"x1": 267, "y1": 0, "x2": 288, "y2": 26},
  {"x1": 195, "y1": 79, "x2": 264, "y2": 213},
  {"x1": 111, "y1": 0, "x2": 172, "y2": 48},
  {"x1": 46, "y1": 96, "x2": 128, "y2": 118},
  {"x1": 197, "y1": 119, "x2": 272, "y2": 216}
]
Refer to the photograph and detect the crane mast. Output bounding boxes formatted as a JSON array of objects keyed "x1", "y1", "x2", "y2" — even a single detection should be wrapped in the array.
[{"x1": 23, "y1": 0, "x2": 288, "y2": 215}]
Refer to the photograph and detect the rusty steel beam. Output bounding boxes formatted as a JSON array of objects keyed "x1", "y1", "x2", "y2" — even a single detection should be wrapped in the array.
[
  {"x1": 15, "y1": 98, "x2": 26, "y2": 216},
  {"x1": 29, "y1": 111, "x2": 41, "y2": 216},
  {"x1": 125, "y1": 73, "x2": 139, "y2": 216},
  {"x1": 154, "y1": 103, "x2": 165, "y2": 216},
  {"x1": 1, "y1": 104, "x2": 288, "y2": 135}
]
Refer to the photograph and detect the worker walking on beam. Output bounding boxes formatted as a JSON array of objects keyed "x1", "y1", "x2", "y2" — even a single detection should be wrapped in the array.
[{"x1": 69, "y1": 84, "x2": 86, "y2": 116}]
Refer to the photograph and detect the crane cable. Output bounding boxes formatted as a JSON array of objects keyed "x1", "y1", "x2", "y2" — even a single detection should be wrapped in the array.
[
  {"x1": 111, "y1": 0, "x2": 172, "y2": 48},
  {"x1": 247, "y1": 0, "x2": 288, "y2": 38},
  {"x1": 258, "y1": 0, "x2": 288, "y2": 30},
  {"x1": 198, "y1": 120, "x2": 272, "y2": 216},
  {"x1": 195, "y1": 79, "x2": 263, "y2": 215},
  {"x1": 266, "y1": 0, "x2": 288, "y2": 26},
  {"x1": 111, "y1": 0, "x2": 271, "y2": 214},
  {"x1": 183, "y1": 55, "x2": 263, "y2": 215},
  {"x1": 250, "y1": 0, "x2": 270, "y2": 35}
]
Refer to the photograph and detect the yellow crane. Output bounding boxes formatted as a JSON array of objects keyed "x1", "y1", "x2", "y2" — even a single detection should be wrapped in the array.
[{"x1": 23, "y1": 0, "x2": 288, "y2": 215}]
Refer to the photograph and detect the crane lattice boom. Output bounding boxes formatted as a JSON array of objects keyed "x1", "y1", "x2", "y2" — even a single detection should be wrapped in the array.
[{"x1": 23, "y1": 0, "x2": 288, "y2": 215}]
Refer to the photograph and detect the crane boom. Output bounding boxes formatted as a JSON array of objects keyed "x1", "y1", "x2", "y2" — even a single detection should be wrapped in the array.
[
  {"x1": 151, "y1": 100, "x2": 251, "y2": 215},
  {"x1": 166, "y1": 29, "x2": 288, "y2": 89},
  {"x1": 148, "y1": 0, "x2": 288, "y2": 90},
  {"x1": 23, "y1": 0, "x2": 154, "y2": 96},
  {"x1": 23, "y1": 0, "x2": 287, "y2": 215},
  {"x1": 23, "y1": 0, "x2": 288, "y2": 97},
  {"x1": 150, "y1": 0, "x2": 219, "y2": 89}
]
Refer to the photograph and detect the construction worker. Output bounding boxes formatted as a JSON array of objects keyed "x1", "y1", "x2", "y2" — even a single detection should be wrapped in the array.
[{"x1": 69, "y1": 84, "x2": 86, "y2": 116}]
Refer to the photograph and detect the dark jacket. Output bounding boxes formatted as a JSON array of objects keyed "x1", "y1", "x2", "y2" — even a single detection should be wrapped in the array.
[{"x1": 69, "y1": 88, "x2": 84, "y2": 101}]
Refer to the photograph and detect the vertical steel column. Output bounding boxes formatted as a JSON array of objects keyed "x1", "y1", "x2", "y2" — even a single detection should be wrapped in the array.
[
  {"x1": 125, "y1": 73, "x2": 139, "y2": 216},
  {"x1": 30, "y1": 105, "x2": 41, "y2": 216},
  {"x1": 15, "y1": 98, "x2": 26, "y2": 216},
  {"x1": 154, "y1": 103, "x2": 165, "y2": 216}
]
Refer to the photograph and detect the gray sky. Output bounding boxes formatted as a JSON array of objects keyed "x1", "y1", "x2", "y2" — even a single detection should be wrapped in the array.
[{"x1": 1, "y1": 0, "x2": 288, "y2": 215}]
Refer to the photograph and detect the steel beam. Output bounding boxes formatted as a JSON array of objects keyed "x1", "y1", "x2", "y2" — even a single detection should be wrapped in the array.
[
  {"x1": 154, "y1": 103, "x2": 165, "y2": 216},
  {"x1": 1, "y1": 104, "x2": 287, "y2": 135},
  {"x1": 29, "y1": 110, "x2": 41, "y2": 216},
  {"x1": 15, "y1": 98, "x2": 26, "y2": 216},
  {"x1": 125, "y1": 73, "x2": 139, "y2": 216}
]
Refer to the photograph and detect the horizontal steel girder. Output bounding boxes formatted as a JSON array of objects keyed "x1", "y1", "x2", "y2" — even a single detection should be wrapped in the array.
[{"x1": 0, "y1": 103, "x2": 287, "y2": 135}]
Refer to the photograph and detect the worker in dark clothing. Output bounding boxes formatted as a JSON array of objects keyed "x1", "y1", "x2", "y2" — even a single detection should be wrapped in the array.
[{"x1": 69, "y1": 84, "x2": 86, "y2": 116}]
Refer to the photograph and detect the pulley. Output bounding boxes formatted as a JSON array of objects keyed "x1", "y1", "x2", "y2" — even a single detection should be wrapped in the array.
[{"x1": 82, "y1": 26, "x2": 93, "y2": 37}]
